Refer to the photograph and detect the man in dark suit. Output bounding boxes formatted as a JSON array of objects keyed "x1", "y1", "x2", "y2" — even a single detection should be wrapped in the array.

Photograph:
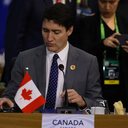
[{"x1": 0, "y1": 3, "x2": 102, "y2": 111}]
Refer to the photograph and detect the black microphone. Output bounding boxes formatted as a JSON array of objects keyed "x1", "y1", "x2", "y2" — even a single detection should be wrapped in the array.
[
  {"x1": 58, "y1": 64, "x2": 68, "y2": 107},
  {"x1": 58, "y1": 64, "x2": 64, "y2": 75}
]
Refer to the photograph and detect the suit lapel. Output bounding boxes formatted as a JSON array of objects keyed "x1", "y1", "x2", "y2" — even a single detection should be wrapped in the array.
[
  {"x1": 34, "y1": 45, "x2": 46, "y2": 97},
  {"x1": 64, "y1": 44, "x2": 79, "y2": 89}
]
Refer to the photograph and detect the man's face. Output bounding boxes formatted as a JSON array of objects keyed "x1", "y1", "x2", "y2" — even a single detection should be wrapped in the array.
[
  {"x1": 42, "y1": 19, "x2": 73, "y2": 53},
  {"x1": 98, "y1": 0, "x2": 119, "y2": 18}
]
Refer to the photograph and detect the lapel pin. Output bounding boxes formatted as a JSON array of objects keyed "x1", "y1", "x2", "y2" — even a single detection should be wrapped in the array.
[{"x1": 70, "y1": 65, "x2": 76, "y2": 70}]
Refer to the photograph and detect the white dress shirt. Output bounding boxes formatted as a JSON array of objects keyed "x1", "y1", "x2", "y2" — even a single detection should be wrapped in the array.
[{"x1": 45, "y1": 42, "x2": 69, "y2": 108}]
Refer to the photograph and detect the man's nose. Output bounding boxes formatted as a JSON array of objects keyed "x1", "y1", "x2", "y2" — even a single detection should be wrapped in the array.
[{"x1": 47, "y1": 32, "x2": 53, "y2": 41}]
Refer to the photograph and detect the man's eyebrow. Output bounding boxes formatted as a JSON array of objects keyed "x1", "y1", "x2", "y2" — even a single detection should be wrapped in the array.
[
  {"x1": 42, "y1": 27, "x2": 60, "y2": 31},
  {"x1": 52, "y1": 29, "x2": 61, "y2": 32}
]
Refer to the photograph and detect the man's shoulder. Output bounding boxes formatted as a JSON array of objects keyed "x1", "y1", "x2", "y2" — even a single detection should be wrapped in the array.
[
  {"x1": 71, "y1": 45, "x2": 96, "y2": 59},
  {"x1": 16, "y1": 45, "x2": 45, "y2": 62},
  {"x1": 20, "y1": 45, "x2": 44, "y2": 56}
]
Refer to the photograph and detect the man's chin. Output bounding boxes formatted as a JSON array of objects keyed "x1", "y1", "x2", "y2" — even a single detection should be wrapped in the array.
[{"x1": 47, "y1": 47, "x2": 57, "y2": 52}]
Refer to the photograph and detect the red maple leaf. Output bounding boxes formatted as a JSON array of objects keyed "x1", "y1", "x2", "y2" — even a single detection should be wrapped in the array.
[{"x1": 21, "y1": 88, "x2": 32, "y2": 100}]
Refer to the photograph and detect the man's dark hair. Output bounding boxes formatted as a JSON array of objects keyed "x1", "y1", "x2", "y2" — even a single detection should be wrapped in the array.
[{"x1": 43, "y1": 3, "x2": 75, "y2": 30}]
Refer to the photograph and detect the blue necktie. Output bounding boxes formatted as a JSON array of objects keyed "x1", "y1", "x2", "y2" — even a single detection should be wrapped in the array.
[{"x1": 45, "y1": 54, "x2": 59, "y2": 109}]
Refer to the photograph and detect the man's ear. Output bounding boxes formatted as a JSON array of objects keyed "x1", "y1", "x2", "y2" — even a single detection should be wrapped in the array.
[{"x1": 67, "y1": 26, "x2": 73, "y2": 36}]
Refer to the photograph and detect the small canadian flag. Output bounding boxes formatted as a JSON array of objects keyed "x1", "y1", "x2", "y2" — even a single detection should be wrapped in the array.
[{"x1": 14, "y1": 71, "x2": 46, "y2": 113}]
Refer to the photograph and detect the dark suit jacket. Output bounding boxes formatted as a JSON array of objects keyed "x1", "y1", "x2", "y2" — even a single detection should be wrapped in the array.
[{"x1": 3, "y1": 44, "x2": 102, "y2": 109}]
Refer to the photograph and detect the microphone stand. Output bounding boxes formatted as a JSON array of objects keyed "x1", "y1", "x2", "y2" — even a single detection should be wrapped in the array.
[{"x1": 56, "y1": 64, "x2": 77, "y2": 114}]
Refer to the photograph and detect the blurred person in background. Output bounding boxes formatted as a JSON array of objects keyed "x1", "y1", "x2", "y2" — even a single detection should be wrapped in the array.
[
  {"x1": 0, "y1": 0, "x2": 12, "y2": 52},
  {"x1": 70, "y1": 0, "x2": 128, "y2": 112},
  {"x1": 0, "y1": 0, "x2": 12, "y2": 84}
]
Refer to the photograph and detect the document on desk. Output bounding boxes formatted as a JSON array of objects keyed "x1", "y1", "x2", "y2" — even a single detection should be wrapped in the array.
[{"x1": 42, "y1": 114, "x2": 94, "y2": 128}]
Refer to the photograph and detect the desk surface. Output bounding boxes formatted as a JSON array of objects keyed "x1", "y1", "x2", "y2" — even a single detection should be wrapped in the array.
[
  {"x1": 0, "y1": 113, "x2": 128, "y2": 128},
  {"x1": 95, "y1": 115, "x2": 128, "y2": 128}
]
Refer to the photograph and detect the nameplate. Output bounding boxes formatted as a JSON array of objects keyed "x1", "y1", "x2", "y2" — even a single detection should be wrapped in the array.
[{"x1": 42, "y1": 114, "x2": 94, "y2": 128}]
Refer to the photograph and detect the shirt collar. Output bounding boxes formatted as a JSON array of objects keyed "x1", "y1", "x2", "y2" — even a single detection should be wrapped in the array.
[{"x1": 46, "y1": 42, "x2": 69, "y2": 62}]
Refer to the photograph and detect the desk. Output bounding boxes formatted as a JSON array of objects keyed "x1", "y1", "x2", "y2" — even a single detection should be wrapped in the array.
[
  {"x1": 0, "y1": 113, "x2": 41, "y2": 128},
  {"x1": 95, "y1": 115, "x2": 128, "y2": 128},
  {"x1": 0, "y1": 113, "x2": 128, "y2": 128}
]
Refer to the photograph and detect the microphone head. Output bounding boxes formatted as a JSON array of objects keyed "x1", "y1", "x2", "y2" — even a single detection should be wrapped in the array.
[{"x1": 59, "y1": 64, "x2": 64, "y2": 71}]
